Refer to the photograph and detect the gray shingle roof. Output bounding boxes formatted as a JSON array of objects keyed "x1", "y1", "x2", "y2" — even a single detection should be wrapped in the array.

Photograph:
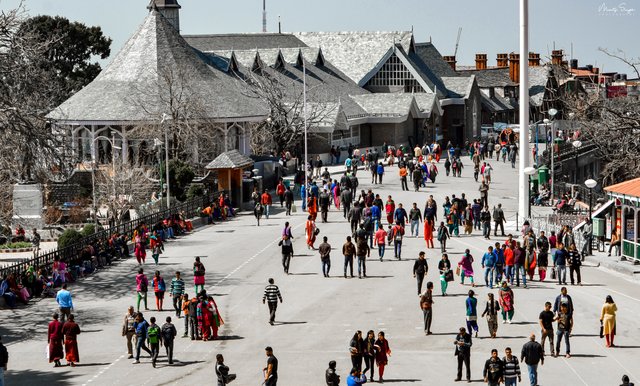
[
  {"x1": 294, "y1": 31, "x2": 413, "y2": 85},
  {"x1": 184, "y1": 33, "x2": 306, "y2": 52},
  {"x1": 441, "y1": 76, "x2": 475, "y2": 98},
  {"x1": 413, "y1": 43, "x2": 458, "y2": 79},
  {"x1": 205, "y1": 149, "x2": 254, "y2": 169},
  {"x1": 529, "y1": 66, "x2": 551, "y2": 107},
  {"x1": 349, "y1": 94, "x2": 414, "y2": 117},
  {"x1": 458, "y1": 67, "x2": 515, "y2": 88},
  {"x1": 413, "y1": 93, "x2": 440, "y2": 115},
  {"x1": 481, "y1": 93, "x2": 515, "y2": 112},
  {"x1": 48, "y1": 10, "x2": 268, "y2": 123}
]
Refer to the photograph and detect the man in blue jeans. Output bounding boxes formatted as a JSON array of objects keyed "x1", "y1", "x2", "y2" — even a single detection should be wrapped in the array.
[
  {"x1": 482, "y1": 246, "x2": 496, "y2": 289},
  {"x1": 520, "y1": 333, "x2": 544, "y2": 386},
  {"x1": 553, "y1": 242, "x2": 569, "y2": 285}
]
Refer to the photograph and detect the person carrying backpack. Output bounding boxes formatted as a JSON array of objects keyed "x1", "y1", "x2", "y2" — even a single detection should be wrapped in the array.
[
  {"x1": 147, "y1": 316, "x2": 161, "y2": 368},
  {"x1": 152, "y1": 271, "x2": 166, "y2": 311},
  {"x1": 392, "y1": 222, "x2": 405, "y2": 260},
  {"x1": 161, "y1": 316, "x2": 177, "y2": 365}
]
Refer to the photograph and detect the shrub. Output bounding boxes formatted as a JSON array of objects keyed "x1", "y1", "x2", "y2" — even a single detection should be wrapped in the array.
[
  {"x1": 186, "y1": 184, "x2": 204, "y2": 199},
  {"x1": 81, "y1": 223, "x2": 102, "y2": 237},
  {"x1": 0, "y1": 242, "x2": 33, "y2": 250},
  {"x1": 57, "y1": 229, "x2": 83, "y2": 249}
]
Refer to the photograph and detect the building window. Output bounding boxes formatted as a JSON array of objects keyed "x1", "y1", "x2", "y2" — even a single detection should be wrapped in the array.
[{"x1": 365, "y1": 54, "x2": 424, "y2": 93}]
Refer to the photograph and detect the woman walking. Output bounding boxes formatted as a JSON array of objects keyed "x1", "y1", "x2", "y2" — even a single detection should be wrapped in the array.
[
  {"x1": 152, "y1": 271, "x2": 166, "y2": 311},
  {"x1": 151, "y1": 236, "x2": 163, "y2": 265},
  {"x1": 374, "y1": 331, "x2": 391, "y2": 382},
  {"x1": 457, "y1": 249, "x2": 475, "y2": 286},
  {"x1": 424, "y1": 219, "x2": 434, "y2": 249},
  {"x1": 498, "y1": 281, "x2": 515, "y2": 324},
  {"x1": 193, "y1": 256, "x2": 206, "y2": 295},
  {"x1": 208, "y1": 295, "x2": 224, "y2": 340},
  {"x1": 48, "y1": 313, "x2": 64, "y2": 367},
  {"x1": 600, "y1": 295, "x2": 617, "y2": 347},
  {"x1": 438, "y1": 254, "x2": 452, "y2": 296},
  {"x1": 134, "y1": 235, "x2": 146, "y2": 265},
  {"x1": 135, "y1": 268, "x2": 149, "y2": 312},
  {"x1": 362, "y1": 330, "x2": 376, "y2": 381},
  {"x1": 349, "y1": 331, "x2": 364, "y2": 372},
  {"x1": 305, "y1": 215, "x2": 317, "y2": 250},
  {"x1": 437, "y1": 222, "x2": 450, "y2": 253},
  {"x1": 465, "y1": 290, "x2": 479, "y2": 337},
  {"x1": 481, "y1": 293, "x2": 500, "y2": 338}
]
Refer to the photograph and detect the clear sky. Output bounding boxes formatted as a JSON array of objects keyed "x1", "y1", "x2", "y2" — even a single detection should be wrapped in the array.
[{"x1": 2, "y1": 0, "x2": 639, "y2": 74}]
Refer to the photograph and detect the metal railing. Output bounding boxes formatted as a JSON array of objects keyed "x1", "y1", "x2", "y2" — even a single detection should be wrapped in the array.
[{"x1": 0, "y1": 191, "x2": 222, "y2": 279}]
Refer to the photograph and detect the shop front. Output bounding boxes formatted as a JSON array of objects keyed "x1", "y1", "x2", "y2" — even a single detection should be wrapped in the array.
[{"x1": 604, "y1": 178, "x2": 640, "y2": 262}]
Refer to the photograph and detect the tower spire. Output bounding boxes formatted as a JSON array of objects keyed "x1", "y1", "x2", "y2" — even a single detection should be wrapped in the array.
[{"x1": 262, "y1": 0, "x2": 267, "y2": 33}]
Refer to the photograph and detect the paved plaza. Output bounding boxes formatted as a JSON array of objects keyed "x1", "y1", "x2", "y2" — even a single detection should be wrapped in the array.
[{"x1": 1, "y1": 156, "x2": 639, "y2": 386}]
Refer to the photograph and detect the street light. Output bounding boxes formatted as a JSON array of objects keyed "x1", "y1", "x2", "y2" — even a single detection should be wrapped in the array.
[
  {"x1": 524, "y1": 166, "x2": 536, "y2": 219},
  {"x1": 585, "y1": 178, "x2": 597, "y2": 218},
  {"x1": 161, "y1": 113, "x2": 171, "y2": 209},
  {"x1": 572, "y1": 140, "x2": 583, "y2": 184},
  {"x1": 548, "y1": 108, "x2": 558, "y2": 204},
  {"x1": 91, "y1": 134, "x2": 122, "y2": 227}
]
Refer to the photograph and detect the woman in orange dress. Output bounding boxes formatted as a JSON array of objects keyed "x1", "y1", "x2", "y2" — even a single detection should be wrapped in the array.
[
  {"x1": 423, "y1": 220, "x2": 434, "y2": 248},
  {"x1": 305, "y1": 215, "x2": 317, "y2": 250}
]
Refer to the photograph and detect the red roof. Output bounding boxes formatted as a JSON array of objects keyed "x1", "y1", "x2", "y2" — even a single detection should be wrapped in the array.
[{"x1": 604, "y1": 177, "x2": 640, "y2": 197}]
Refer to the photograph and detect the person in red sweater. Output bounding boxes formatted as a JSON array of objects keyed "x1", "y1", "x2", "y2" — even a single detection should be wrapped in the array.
[{"x1": 261, "y1": 190, "x2": 273, "y2": 219}]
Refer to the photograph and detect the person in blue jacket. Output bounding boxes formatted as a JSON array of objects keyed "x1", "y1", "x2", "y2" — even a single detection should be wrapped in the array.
[
  {"x1": 347, "y1": 368, "x2": 367, "y2": 385},
  {"x1": 481, "y1": 246, "x2": 497, "y2": 289}
]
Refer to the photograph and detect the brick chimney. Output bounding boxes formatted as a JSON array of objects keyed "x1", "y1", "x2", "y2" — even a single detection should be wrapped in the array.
[
  {"x1": 509, "y1": 53, "x2": 520, "y2": 83},
  {"x1": 443, "y1": 55, "x2": 456, "y2": 71},
  {"x1": 496, "y1": 53, "x2": 509, "y2": 68},
  {"x1": 551, "y1": 49, "x2": 564, "y2": 66},
  {"x1": 529, "y1": 52, "x2": 540, "y2": 67},
  {"x1": 475, "y1": 54, "x2": 487, "y2": 70}
]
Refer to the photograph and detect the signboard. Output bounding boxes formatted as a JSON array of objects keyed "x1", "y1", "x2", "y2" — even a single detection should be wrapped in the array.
[
  {"x1": 607, "y1": 85, "x2": 628, "y2": 99},
  {"x1": 626, "y1": 217, "x2": 635, "y2": 240}
]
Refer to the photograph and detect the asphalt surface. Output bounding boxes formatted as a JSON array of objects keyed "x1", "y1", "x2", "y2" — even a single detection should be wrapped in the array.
[{"x1": 1, "y1": 151, "x2": 638, "y2": 386}]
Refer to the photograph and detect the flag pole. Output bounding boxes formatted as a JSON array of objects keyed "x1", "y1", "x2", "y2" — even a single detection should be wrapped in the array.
[{"x1": 303, "y1": 59, "x2": 309, "y2": 199}]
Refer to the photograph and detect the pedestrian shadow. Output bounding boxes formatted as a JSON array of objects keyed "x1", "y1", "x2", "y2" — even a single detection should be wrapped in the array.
[
  {"x1": 288, "y1": 272, "x2": 317, "y2": 276},
  {"x1": 570, "y1": 334, "x2": 599, "y2": 337},
  {"x1": 568, "y1": 354, "x2": 606, "y2": 358},
  {"x1": 5, "y1": 369, "x2": 78, "y2": 386},
  {"x1": 376, "y1": 379, "x2": 422, "y2": 383},
  {"x1": 72, "y1": 362, "x2": 112, "y2": 367},
  {"x1": 216, "y1": 335, "x2": 244, "y2": 341},
  {"x1": 611, "y1": 345, "x2": 640, "y2": 349},
  {"x1": 497, "y1": 336, "x2": 527, "y2": 339},
  {"x1": 169, "y1": 359, "x2": 206, "y2": 367},
  {"x1": 509, "y1": 321, "x2": 536, "y2": 325},
  {"x1": 362, "y1": 275, "x2": 394, "y2": 279},
  {"x1": 274, "y1": 321, "x2": 307, "y2": 326},
  {"x1": 576, "y1": 283, "x2": 605, "y2": 287},
  {"x1": 428, "y1": 332, "x2": 458, "y2": 336},
  {"x1": 440, "y1": 293, "x2": 467, "y2": 297}
]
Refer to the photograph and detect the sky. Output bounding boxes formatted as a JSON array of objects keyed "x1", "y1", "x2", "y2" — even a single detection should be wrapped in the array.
[{"x1": 1, "y1": 0, "x2": 639, "y2": 75}]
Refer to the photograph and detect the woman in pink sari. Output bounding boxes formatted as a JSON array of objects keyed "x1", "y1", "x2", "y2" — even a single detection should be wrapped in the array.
[{"x1": 333, "y1": 182, "x2": 341, "y2": 210}]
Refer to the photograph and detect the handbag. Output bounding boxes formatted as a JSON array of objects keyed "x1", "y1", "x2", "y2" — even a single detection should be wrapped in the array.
[
  {"x1": 445, "y1": 270, "x2": 454, "y2": 282},
  {"x1": 551, "y1": 266, "x2": 557, "y2": 280},
  {"x1": 599, "y1": 324, "x2": 604, "y2": 339},
  {"x1": 292, "y1": 204, "x2": 297, "y2": 213},
  {"x1": 455, "y1": 266, "x2": 461, "y2": 276}
]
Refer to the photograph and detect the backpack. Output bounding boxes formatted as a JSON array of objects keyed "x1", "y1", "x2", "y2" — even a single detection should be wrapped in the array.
[
  {"x1": 139, "y1": 279, "x2": 148, "y2": 293},
  {"x1": 162, "y1": 324, "x2": 175, "y2": 341},
  {"x1": 147, "y1": 325, "x2": 160, "y2": 344},
  {"x1": 157, "y1": 277, "x2": 166, "y2": 292}
]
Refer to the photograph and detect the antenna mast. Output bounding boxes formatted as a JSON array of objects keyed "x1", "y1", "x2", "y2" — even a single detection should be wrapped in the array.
[
  {"x1": 262, "y1": 0, "x2": 267, "y2": 33},
  {"x1": 454, "y1": 27, "x2": 462, "y2": 57}
]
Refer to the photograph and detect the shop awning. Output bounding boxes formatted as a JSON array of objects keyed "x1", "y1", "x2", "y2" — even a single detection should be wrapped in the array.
[{"x1": 573, "y1": 200, "x2": 614, "y2": 231}]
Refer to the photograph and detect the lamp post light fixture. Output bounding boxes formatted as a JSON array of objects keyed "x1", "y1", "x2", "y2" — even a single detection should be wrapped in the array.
[
  {"x1": 524, "y1": 166, "x2": 537, "y2": 219},
  {"x1": 572, "y1": 140, "x2": 583, "y2": 184},
  {"x1": 91, "y1": 134, "x2": 122, "y2": 227},
  {"x1": 584, "y1": 178, "x2": 597, "y2": 219}
]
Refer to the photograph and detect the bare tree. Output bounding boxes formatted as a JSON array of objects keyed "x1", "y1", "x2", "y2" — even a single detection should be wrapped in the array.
[{"x1": 561, "y1": 49, "x2": 640, "y2": 185}]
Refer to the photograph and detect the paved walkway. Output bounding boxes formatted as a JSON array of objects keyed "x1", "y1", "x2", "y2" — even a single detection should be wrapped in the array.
[{"x1": 1, "y1": 150, "x2": 639, "y2": 385}]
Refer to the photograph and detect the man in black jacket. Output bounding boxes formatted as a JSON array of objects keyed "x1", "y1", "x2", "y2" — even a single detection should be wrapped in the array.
[
  {"x1": 215, "y1": 353, "x2": 236, "y2": 386},
  {"x1": 413, "y1": 251, "x2": 429, "y2": 295},
  {"x1": 521, "y1": 333, "x2": 544, "y2": 386},
  {"x1": 284, "y1": 187, "x2": 294, "y2": 216},
  {"x1": 483, "y1": 349, "x2": 504, "y2": 386},
  {"x1": 0, "y1": 334, "x2": 7, "y2": 385},
  {"x1": 325, "y1": 360, "x2": 340, "y2": 386},
  {"x1": 454, "y1": 327, "x2": 473, "y2": 382}
]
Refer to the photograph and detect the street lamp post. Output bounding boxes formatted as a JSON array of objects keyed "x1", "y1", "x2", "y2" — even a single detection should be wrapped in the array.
[
  {"x1": 161, "y1": 114, "x2": 171, "y2": 209},
  {"x1": 572, "y1": 140, "x2": 583, "y2": 184},
  {"x1": 585, "y1": 178, "x2": 597, "y2": 219},
  {"x1": 547, "y1": 108, "x2": 558, "y2": 204},
  {"x1": 91, "y1": 135, "x2": 122, "y2": 227},
  {"x1": 524, "y1": 166, "x2": 536, "y2": 219}
]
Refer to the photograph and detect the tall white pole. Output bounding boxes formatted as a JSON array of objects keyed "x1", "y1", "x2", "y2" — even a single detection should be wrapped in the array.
[
  {"x1": 162, "y1": 114, "x2": 171, "y2": 209},
  {"x1": 303, "y1": 61, "x2": 308, "y2": 194},
  {"x1": 518, "y1": 0, "x2": 530, "y2": 221}
]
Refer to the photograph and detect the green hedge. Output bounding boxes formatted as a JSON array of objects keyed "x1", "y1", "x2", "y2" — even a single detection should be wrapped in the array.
[
  {"x1": 0, "y1": 242, "x2": 33, "y2": 250},
  {"x1": 57, "y1": 229, "x2": 83, "y2": 249}
]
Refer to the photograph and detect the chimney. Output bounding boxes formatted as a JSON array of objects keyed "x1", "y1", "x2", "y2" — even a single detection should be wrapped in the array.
[
  {"x1": 529, "y1": 52, "x2": 540, "y2": 67},
  {"x1": 475, "y1": 54, "x2": 487, "y2": 70},
  {"x1": 561, "y1": 60, "x2": 568, "y2": 69},
  {"x1": 148, "y1": 0, "x2": 182, "y2": 32},
  {"x1": 496, "y1": 53, "x2": 509, "y2": 68},
  {"x1": 570, "y1": 59, "x2": 578, "y2": 70},
  {"x1": 509, "y1": 53, "x2": 520, "y2": 83},
  {"x1": 551, "y1": 50, "x2": 563, "y2": 66},
  {"x1": 592, "y1": 67, "x2": 600, "y2": 74},
  {"x1": 443, "y1": 55, "x2": 457, "y2": 71}
]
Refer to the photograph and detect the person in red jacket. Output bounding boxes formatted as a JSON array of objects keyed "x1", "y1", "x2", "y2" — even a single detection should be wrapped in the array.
[
  {"x1": 276, "y1": 180, "x2": 286, "y2": 207},
  {"x1": 261, "y1": 189, "x2": 273, "y2": 219}
]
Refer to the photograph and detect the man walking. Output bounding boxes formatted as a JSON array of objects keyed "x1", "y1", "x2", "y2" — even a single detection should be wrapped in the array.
[
  {"x1": 483, "y1": 349, "x2": 504, "y2": 386},
  {"x1": 169, "y1": 271, "x2": 185, "y2": 318},
  {"x1": 161, "y1": 316, "x2": 177, "y2": 365},
  {"x1": 521, "y1": 333, "x2": 544, "y2": 386},
  {"x1": 56, "y1": 284, "x2": 73, "y2": 323},
  {"x1": 122, "y1": 306, "x2": 137, "y2": 359},
  {"x1": 409, "y1": 203, "x2": 422, "y2": 238},
  {"x1": 413, "y1": 251, "x2": 429, "y2": 295},
  {"x1": 146, "y1": 316, "x2": 161, "y2": 368},
  {"x1": 553, "y1": 243, "x2": 569, "y2": 285},
  {"x1": 356, "y1": 236, "x2": 370, "y2": 278},
  {"x1": 261, "y1": 189, "x2": 273, "y2": 219},
  {"x1": 319, "y1": 189, "x2": 331, "y2": 223},
  {"x1": 343, "y1": 236, "x2": 356, "y2": 278},
  {"x1": 132, "y1": 313, "x2": 152, "y2": 364},
  {"x1": 539, "y1": 302, "x2": 555, "y2": 356},
  {"x1": 582, "y1": 219, "x2": 593, "y2": 257},
  {"x1": 503, "y1": 347, "x2": 522, "y2": 386},
  {"x1": 420, "y1": 282, "x2": 434, "y2": 335},
  {"x1": 284, "y1": 187, "x2": 294, "y2": 216},
  {"x1": 493, "y1": 204, "x2": 506, "y2": 237},
  {"x1": 263, "y1": 278, "x2": 283, "y2": 326},
  {"x1": 341, "y1": 186, "x2": 353, "y2": 219},
  {"x1": 318, "y1": 236, "x2": 332, "y2": 277},
  {"x1": 0, "y1": 335, "x2": 7, "y2": 386},
  {"x1": 263, "y1": 346, "x2": 279, "y2": 386},
  {"x1": 454, "y1": 326, "x2": 473, "y2": 382},
  {"x1": 482, "y1": 246, "x2": 497, "y2": 289}
]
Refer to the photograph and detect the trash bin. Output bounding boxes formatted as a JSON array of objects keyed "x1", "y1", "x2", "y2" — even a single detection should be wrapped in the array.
[
  {"x1": 593, "y1": 218, "x2": 605, "y2": 237},
  {"x1": 538, "y1": 165, "x2": 549, "y2": 185}
]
